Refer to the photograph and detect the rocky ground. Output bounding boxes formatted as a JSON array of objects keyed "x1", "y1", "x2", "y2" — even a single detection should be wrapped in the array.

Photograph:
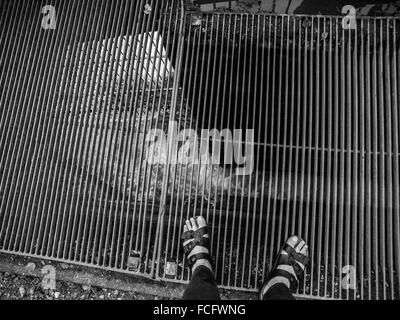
[
  {"x1": 0, "y1": 253, "x2": 253, "y2": 301},
  {"x1": 0, "y1": 270, "x2": 161, "y2": 300},
  {"x1": 196, "y1": 0, "x2": 400, "y2": 16}
]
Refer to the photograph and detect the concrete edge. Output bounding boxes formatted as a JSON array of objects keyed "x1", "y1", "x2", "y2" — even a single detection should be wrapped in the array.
[{"x1": 0, "y1": 253, "x2": 258, "y2": 300}]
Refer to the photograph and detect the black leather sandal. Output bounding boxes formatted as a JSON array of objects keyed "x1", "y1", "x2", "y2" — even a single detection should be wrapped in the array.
[
  {"x1": 260, "y1": 236, "x2": 310, "y2": 299},
  {"x1": 181, "y1": 223, "x2": 212, "y2": 267}
]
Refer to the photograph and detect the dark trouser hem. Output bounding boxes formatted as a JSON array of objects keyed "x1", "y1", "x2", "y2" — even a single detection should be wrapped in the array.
[
  {"x1": 182, "y1": 265, "x2": 220, "y2": 300},
  {"x1": 183, "y1": 266, "x2": 295, "y2": 300},
  {"x1": 262, "y1": 283, "x2": 295, "y2": 300}
]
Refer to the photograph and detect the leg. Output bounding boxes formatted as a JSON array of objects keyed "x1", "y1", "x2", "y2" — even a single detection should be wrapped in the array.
[
  {"x1": 181, "y1": 216, "x2": 220, "y2": 300},
  {"x1": 260, "y1": 236, "x2": 310, "y2": 300},
  {"x1": 183, "y1": 265, "x2": 220, "y2": 300},
  {"x1": 262, "y1": 283, "x2": 295, "y2": 300}
]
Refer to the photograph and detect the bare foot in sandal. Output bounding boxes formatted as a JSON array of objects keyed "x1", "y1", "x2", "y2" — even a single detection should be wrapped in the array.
[
  {"x1": 260, "y1": 235, "x2": 310, "y2": 299},
  {"x1": 181, "y1": 216, "x2": 213, "y2": 274}
]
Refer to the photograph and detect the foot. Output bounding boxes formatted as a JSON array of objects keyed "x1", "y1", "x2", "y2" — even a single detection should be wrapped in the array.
[
  {"x1": 260, "y1": 235, "x2": 309, "y2": 299},
  {"x1": 181, "y1": 216, "x2": 213, "y2": 274}
]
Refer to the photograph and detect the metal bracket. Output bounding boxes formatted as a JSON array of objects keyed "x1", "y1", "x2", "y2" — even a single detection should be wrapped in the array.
[
  {"x1": 127, "y1": 252, "x2": 141, "y2": 272},
  {"x1": 165, "y1": 260, "x2": 178, "y2": 278}
]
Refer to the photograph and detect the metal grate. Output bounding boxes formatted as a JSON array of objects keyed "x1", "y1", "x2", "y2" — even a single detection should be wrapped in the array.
[
  {"x1": 0, "y1": 0, "x2": 400, "y2": 300},
  {"x1": 0, "y1": 0, "x2": 184, "y2": 278},
  {"x1": 157, "y1": 12, "x2": 400, "y2": 300}
]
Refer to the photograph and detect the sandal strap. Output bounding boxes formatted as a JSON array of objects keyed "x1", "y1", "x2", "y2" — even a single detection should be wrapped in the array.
[
  {"x1": 291, "y1": 260, "x2": 304, "y2": 278},
  {"x1": 187, "y1": 252, "x2": 212, "y2": 267},
  {"x1": 283, "y1": 243, "x2": 309, "y2": 266},
  {"x1": 183, "y1": 237, "x2": 210, "y2": 254},
  {"x1": 181, "y1": 226, "x2": 209, "y2": 241}
]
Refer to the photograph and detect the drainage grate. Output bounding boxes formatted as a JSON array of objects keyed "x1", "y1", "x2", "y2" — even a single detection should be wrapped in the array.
[
  {"x1": 0, "y1": 0, "x2": 183, "y2": 278},
  {"x1": 157, "y1": 12, "x2": 400, "y2": 300},
  {"x1": 0, "y1": 0, "x2": 400, "y2": 300}
]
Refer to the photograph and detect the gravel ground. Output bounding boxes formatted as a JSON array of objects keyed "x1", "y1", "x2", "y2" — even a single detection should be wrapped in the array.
[{"x1": 0, "y1": 270, "x2": 160, "y2": 300}]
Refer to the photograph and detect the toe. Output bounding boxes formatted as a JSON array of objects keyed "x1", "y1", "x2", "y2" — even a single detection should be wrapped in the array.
[
  {"x1": 287, "y1": 235, "x2": 299, "y2": 249},
  {"x1": 186, "y1": 219, "x2": 192, "y2": 230},
  {"x1": 190, "y1": 217, "x2": 198, "y2": 229},
  {"x1": 183, "y1": 225, "x2": 188, "y2": 233},
  {"x1": 301, "y1": 245, "x2": 308, "y2": 256},
  {"x1": 296, "y1": 240, "x2": 306, "y2": 252},
  {"x1": 196, "y1": 216, "x2": 207, "y2": 228}
]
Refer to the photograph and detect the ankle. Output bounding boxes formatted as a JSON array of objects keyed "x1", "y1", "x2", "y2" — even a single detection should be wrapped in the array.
[
  {"x1": 192, "y1": 259, "x2": 213, "y2": 274},
  {"x1": 261, "y1": 276, "x2": 291, "y2": 298}
]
